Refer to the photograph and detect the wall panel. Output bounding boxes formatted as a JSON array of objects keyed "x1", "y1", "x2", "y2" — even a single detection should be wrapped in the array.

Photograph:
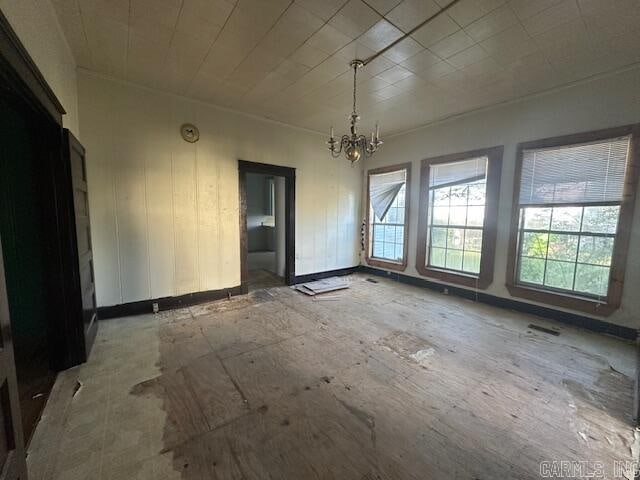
[{"x1": 78, "y1": 72, "x2": 361, "y2": 306}]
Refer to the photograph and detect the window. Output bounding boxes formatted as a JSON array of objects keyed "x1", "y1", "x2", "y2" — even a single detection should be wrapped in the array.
[
  {"x1": 507, "y1": 125, "x2": 640, "y2": 315},
  {"x1": 366, "y1": 164, "x2": 411, "y2": 270},
  {"x1": 416, "y1": 147, "x2": 502, "y2": 288}
]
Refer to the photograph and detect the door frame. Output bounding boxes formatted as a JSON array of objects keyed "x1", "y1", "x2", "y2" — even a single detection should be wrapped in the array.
[{"x1": 238, "y1": 160, "x2": 295, "y2": 290}]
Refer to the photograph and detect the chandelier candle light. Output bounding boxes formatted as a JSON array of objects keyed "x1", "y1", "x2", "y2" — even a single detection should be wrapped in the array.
[{"x1": 327, "y1": 59, "x2": 382, "y2": 164}]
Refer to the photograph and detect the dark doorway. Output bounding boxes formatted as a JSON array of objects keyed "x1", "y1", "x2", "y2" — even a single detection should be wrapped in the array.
[
  {"x1": 239, "y1": 161, "x2": 295, "y2": 291},
  {"x1": 0, "y1": 92, "x2": 58, "y2": 444}
]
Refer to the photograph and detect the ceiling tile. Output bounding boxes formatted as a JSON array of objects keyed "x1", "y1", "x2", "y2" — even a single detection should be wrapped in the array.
[
  {"x1": 335, "y1": 40, "x2": 377, "y2": 63},
  {"x1": 447, "y1": 0, "x2": 507, "y2": 27},
  {"x1": 375, "y1": 64, "x2": 414, "y2": 83},
  {"x1": 78, "y1": 0, "x2": 130, "y2": 25},
  {"x1": 446, "y1": 43, "x2": 489, "y2": 68},
  {"x1": 52, "y1": 0, "x2": 640, "y2": 135},
  {"x1": 180, "y1": 0, "x2": 236, "y2": 28},
  {"x1": 429, "y1": 30, "x2": 476, "y2": 58},
  {"x1": 522, "y1": 0, "x2": 581, "y2": 37},
  {"x1": 464, "y1": 4, "x2": 518, "y2": 42},
  {"x1": 508, "y1": 0, "x2": 562, "y2": 20},
  {"x1": 362, "y1": 53, "x2": 396, "y2": 75},
  {"x1": 306, "y1": 24, "x2": 354, "y2": 55},
  {"x1": 413, "y1": 60, "x2": 456, "y2": 80},
  {"x1": 385, "y1": 0, "x2": 441, "y2": 32},
  {"x1": 411, "y1": 14, "x2": 460, "y2": 47},
  {"x1": 381, "y1": 37, "x2": 424, "y2": 63},
  {"x1": 130, "y1": 0, "x2": 182, "y2": 29},
  {"x1": 329, "y1": 0, "x2": 382, "y2": 37},
  {"x1": 295, "y1": 0, "x2": 348, "y2": 21},
  {"x1": 52, "y1": 0, "x2": 93, "y2": 67},
  {"x1": 365, "y1": 0, "x2": 403, "y2": 15},
  {"x1": 358, "y1": 20, "x2": 404, "y2": 51},
  {"x1": 400, "y1": 49, "x2": 442, "y2": 73},
  {"x1": 275, "y1": 59, "x2": 311, "y2": 82},
  {"x1": 290, "y1": 43, "x2": 331, "y2": 69}
]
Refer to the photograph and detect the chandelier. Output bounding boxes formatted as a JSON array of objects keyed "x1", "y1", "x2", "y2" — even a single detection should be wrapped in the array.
[{"x1": 327, "y1": 59, "x2": 382, "y2": 164}]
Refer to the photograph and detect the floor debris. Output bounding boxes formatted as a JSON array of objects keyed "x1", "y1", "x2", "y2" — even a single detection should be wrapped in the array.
[{"x1": 294, "y1": 277, "x2": 349, "y2": 296}]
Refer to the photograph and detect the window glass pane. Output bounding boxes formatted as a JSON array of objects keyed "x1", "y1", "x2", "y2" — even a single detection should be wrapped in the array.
[
  {"x1": 395, "y1": 226, "x2": 404, "y2": 245},
  {"x1": 449, "y1": 206, "x2": 466, "y2": 226},
  {"x1": 395, "y1": 243, "x2": 404, "y2": 261},
  {"x1": 430, "y1": 247, "x2": 446, "y2": 267},
  {"x1": 519, "y1": 257, "x2": 545, "y2": 284},
  {"x1": 370, "y1": 175, "x2": 407, "y2": 262},
  {"x1": 582, "y1": 206, "x2": 620, "y2": 234},
  {"x1": 467, "y1": 182, "x2": 486, "y2": 205},
  {"x1": 544, "y1": 260, "x2": 575, "y2": 290},
  {"x1": 373, "y1": 239, "x2": 384, "y2": 257},
  {"x1": 373, "y1": 225, "x2": 383, "y2": 242},
  {"x1": 521, "y1": 232, "x2": 548, "y2": 258},
  {"x1": 383, "y1": 242, "x2": 395, "y2": 259},
  {"x1": 578, "y1": 236, "x2": 614, "y2": 266},
  {"x1": 384, "y1": 225, "x2": 395, "y2": 243},
  {"x1": 445, "y1": 249, "x2": 463, "y2": 270},
  {"x1": 433, "y1": 206, "x2": 449, "y2": 225},
  {"x1": 524, "y1": 207, "x2": 552, "y2": 229},
  {"x1": 575, "y1": 264, "x2": 610, "y2": 296},
  {"x1": 547, "y1": 234, "x2": 578, "y2": 261},
  {"x1": 430, "y1": 227, "x2": 446, "y2": 248},
  {"x1": 550, "y1": 207, "x2": 582, "y2": 231},
  {"x1": 425, "y1": 158, "x2": 488, "y2": 277},
  {"x1": 433, "y1": 187, "x2": 450, "y2": 206},
  {"x1": 463, "y1": 251, "x2": 481, "y2": 274},
  {"x1": 450, "y1": 185, "x2": 467, "y2": 205},
  {"x1": 447, "y1": 228, "x2": 465, "y2": 250},
  {"x1": 386, "y1": 207, "x2": 398, "y2": 223},
  {"x1": 464, "y1": 229, "x2": 483, "y2": 252},
  {"x1": 466, "y1": 206, "x2": 484, "y2": 226}
]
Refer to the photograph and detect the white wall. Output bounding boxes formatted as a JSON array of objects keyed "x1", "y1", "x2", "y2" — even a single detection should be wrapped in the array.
[
  {"x1": 1, "y1": 0, "x2": 79, "y2": 136},
  {"x1": 78, "y1": 72, "x2": 360, "y2": 307},
  {"x1": 364, "y1": 65, "x2": 640, "y2": 330}
]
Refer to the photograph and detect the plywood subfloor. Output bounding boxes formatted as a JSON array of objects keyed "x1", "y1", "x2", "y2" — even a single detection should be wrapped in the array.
[{"x1": 27, "y1": 274, "x2": 636, "y2": 479}]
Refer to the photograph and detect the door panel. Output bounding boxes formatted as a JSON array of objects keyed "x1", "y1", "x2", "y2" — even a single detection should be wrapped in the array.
[{"x1": 65, "y1": 131, "x2": 98, "y2": 357}]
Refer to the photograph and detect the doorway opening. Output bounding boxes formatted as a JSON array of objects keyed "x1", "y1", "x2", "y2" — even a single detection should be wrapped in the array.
[{"x1": 239, "y1": 161, "x2": 295, "y2": 292}]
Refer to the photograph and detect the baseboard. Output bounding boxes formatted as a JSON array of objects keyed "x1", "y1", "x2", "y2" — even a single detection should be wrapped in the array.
[
  {"x1": 291, "y1": 266, "x2": 359, "y2": 285},
  {"x1": 97, "y1": 285, "x2": 244, "y2": 319},
  {"x1": 359, "y1": 266, "x2": 637, "y2": 341}
]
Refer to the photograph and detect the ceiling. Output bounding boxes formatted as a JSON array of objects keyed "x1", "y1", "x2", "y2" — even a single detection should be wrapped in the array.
[{"x1": 52, "y1": 0, "x2": 640, "y2": 135}]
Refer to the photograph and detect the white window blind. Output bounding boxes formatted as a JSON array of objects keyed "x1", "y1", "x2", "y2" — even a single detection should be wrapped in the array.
[
  {"x1": 370, "y1": 169, "x2": 406, "y2": 221},
  {"x1": 519, "y1": 136, "x2": 630, "y2": 205},
  {"x1": 430, "y1": 156, "x2": 487, "y2": 189}
]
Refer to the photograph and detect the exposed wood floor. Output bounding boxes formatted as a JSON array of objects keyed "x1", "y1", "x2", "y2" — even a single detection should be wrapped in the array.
[
  {"x1": 247, "y1": 269, "x2": 283, "y2": 291},
  {"x1": 27, "y1": 274, "x2": 636, "y2": 479}
]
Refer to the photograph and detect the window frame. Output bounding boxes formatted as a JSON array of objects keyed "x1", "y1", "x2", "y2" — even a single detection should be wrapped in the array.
[
  {"x1": 416, "y1": 146, "x2": 503, "y2": 288},
  {"x1": 506, "y1": 124, "x2": 640, "y2": 315},
  {"x1": 365, "y1": 163, "x2": 411, "y2": 271}
]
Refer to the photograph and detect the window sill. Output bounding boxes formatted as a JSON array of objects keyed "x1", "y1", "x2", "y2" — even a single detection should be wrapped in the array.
[
  {"x1": 366, "y1": 257, "x2": 407, "y2": 272},
  {"x1": 506, "y1": 283, "x2": 617, "y2": 316},
  {"x1": 416, "y1": 264, "x2": 491, "y2": 289}
]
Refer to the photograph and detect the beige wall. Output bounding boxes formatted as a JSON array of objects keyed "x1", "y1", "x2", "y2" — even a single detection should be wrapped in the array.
[
  {"x1": 78, "y1": 72, "x2": 361, "y2": 307},
  {"x1": 1, "y1": 0, "x2": 79, "y2": 136},
  {"x1": 363, "y1": 65, "x2": 640, "y2": 329}
]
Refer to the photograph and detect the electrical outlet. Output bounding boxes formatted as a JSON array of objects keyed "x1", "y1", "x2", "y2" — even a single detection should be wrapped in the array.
[{"x1": 152, "y1": 302, "x2": 159, "y2": 314}]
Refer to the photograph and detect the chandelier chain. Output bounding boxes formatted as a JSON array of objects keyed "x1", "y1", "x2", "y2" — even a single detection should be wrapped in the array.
[{"x1": 352, "y1": 63, "x2": 357, "y2": 115}]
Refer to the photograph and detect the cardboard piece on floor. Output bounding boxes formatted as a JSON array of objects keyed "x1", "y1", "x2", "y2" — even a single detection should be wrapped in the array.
[{"x1": 294, "y1": 277, "x2": 349, "y2": 296}]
